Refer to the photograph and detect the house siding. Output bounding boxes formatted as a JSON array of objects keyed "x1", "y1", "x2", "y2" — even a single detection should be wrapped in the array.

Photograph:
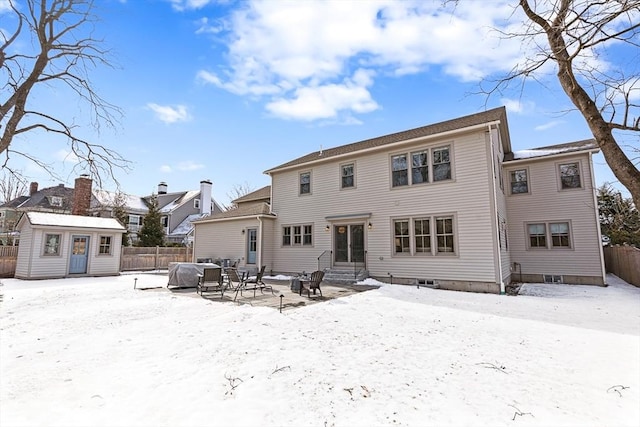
[
  {"x1": 194, "y1": 218, "x2": 261, "y2": 269},
  {"x1": 270, "y1": 128, "x2": 501, "y2": 289},
  {"x1": 505, "y1": 152, "x2": 604, "y2": 285}
]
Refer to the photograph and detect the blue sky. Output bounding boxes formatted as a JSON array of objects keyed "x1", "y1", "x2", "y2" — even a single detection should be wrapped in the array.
[{"x1": 3, "y1": 0, "x2": 635, "y2": 206}]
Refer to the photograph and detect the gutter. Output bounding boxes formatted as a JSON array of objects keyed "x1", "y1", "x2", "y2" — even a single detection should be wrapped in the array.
[{"x1": 265, "y1": 120, "x2": 503, "y2": 175}]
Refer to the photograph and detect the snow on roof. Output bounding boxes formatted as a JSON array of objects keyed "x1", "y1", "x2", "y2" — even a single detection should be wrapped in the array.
[
  {"x1": 511, "y1": 139, "x2": 598, "y2": 160},
  {"x1": 92, "y1": 190, "x2": 148, "y2": 211},
  {"x1": 168, "y1": 213, "x2": 209, "y2": 236},
  {"x1": 160, "y1": 190, "x2": 200, "y2": 213},
  {"x1": 24, "y1": 212, "x2": 126, "y2": 231}
]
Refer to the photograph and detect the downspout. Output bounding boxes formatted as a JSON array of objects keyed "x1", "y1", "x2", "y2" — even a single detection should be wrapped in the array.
[
  {"x1": 257, "y1": 216, "x2": 263, "y2": 269},
  {"x1": 589, "y1": 152, "x2": 607, "y2": 285},
  {"x1": 488, "y1": 124, "x2": 505, "y2": 294}
]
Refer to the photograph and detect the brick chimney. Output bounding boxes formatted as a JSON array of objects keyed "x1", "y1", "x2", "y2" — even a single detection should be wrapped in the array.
[
  {"x1": 29, "y1": 182, "x2": 38, "y2": 195},
  {"x1": 72, "y1": 174, "x2": 92, "y2": 216}
]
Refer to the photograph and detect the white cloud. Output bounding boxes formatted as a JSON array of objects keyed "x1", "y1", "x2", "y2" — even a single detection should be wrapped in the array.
[
  {"x1": 501, "y1": 98, "x2": 535, "y2": 114},
  {"x1": 160, "y1": 165, "x2": 172, "y2": 173},
  {"x1": 0, "y1": 0, "x2": 12, "y2": 12},
  {"x1": 197, "y1": 0, "x2": 530, "y2": 121},
  {"x1": 534, "y1": 120, "x2": 564, "y2": 131},
  {"x1": 176, "y1": 161, "x2": 204, "y2": 171},
  {"x1": 168, "y1": 0, "x2": 214, "y2": 12},
  {"x1": 54, "y1": 149, "x2": 79, "y2": 164},
  {"x1": 147, "y1": 103, "x2": 192, "y2": 124}
]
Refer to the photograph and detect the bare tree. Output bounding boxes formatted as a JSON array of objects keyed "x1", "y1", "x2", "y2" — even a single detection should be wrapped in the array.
[
  {"x1": 471, "y1": 0, "x2": 640, "y2": 207},
  {"x1": 0, "y1": 0, "x2": 129, "y2": 188},
  {"x1": 225, "y1": 182, "x2": 255, "y2": 209},
  {"x1": 0, "y1": 170, "x2": 27, "y2": 203}
]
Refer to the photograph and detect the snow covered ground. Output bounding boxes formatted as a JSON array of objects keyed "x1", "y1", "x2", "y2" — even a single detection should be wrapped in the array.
[{"x1": 1, "y1": 273, "x2": 638, "y2": 427}]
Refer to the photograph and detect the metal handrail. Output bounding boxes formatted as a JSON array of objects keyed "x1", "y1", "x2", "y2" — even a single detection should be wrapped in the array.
[{"x1": 317, "y1": 250, "x2": 332, "y2": 271}]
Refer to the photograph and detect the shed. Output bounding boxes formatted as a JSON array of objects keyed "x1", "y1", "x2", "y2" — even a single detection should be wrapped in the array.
[{"x1": 15, "y1": 212, "x2": 126, "y2": 279}]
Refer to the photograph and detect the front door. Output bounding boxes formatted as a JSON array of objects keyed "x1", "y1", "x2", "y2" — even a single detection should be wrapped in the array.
[
  {"x1": 333, "y1": 224, "x2": 364, "y2": 264},
  {"x1": 246, "y1": 228, "x2": 257, "y2": 264},
  {"x1": 69, "y1": 235, "x2": 89, "y2": 274}
]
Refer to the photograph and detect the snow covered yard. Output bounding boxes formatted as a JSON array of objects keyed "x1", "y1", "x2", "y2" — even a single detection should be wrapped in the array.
[{"x1": 1, "y1": 274, "x2": 638, "y2": 427}]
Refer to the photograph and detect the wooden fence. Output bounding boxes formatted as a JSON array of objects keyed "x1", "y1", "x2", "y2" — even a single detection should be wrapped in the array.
[
  {"x1": 0, "y1": 246, "x2": 18, "y2": 278},
  {"x1": 120, "y1": 246, "x2": 192, "y2": 271},
  {"x1": 603, "y1": 245, "x2": 640, "y2": 287}
]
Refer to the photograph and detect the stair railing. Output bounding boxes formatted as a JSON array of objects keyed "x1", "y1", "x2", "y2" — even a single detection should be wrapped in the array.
[{"x1": 317, "y1": 250, "x2": 332, "y2": 271}]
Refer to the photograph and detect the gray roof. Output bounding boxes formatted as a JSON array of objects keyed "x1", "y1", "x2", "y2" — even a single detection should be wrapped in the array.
[
  {"x1": 192, "y1": 202, "x2": 275, "y2": 223},
  {"x1": 232, "y1": 186, "x2": 271, "y2": 204},
  {"x1": 5, "y1": 184, "x2": 75, "y2": 211},
  {"x1": 265, "y1": 107, "x2": 510, "y2": 173},
  {"x1": 507, "y1": 139, "x2": 599, "y2": 161}
]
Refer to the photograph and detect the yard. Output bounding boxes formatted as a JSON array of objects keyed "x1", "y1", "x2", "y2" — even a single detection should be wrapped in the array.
[{"x1": 1, "y1": 273, "x2": 638, "y2": 427}]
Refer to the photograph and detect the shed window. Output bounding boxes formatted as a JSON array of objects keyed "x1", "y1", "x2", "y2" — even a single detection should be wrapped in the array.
[
  {"x1": 99, "y1": 236, "x2": 112, "y2": 255},
  {"x1": 44, "y1": 233, "x2": 61, "y2": 255}
]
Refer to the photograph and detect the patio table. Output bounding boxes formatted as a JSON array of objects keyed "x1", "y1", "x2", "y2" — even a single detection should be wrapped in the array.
[{"x1": 167, "y1": 262, "x2": 220, "y2": 288}]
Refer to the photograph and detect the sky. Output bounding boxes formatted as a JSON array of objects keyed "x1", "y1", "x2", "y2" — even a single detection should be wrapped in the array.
[
  {"x1": 1, "y1": 272, "x2": 639, "y2": 426},
  {"x1": 1, "y1": 0, "x2": 637, "y2": 206}
]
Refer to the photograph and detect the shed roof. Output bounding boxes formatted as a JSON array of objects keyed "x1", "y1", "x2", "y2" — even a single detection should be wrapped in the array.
[{"x1": 21, "y1": 212, "x2": 126, "y2": 231}]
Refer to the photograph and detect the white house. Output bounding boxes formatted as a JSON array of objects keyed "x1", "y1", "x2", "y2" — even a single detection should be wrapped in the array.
[
  {"x1": 15, "y1": 212, "x2": 126, "y2": 279},
  {"x1": 192, "y1": 107, "x2": 606, "y2": 292}
]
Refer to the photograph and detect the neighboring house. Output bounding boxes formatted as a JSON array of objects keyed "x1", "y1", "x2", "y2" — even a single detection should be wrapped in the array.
[
  {"x1": 192, "y1": 107, "x2": 606, "y2": 292},
  {"x1": 92, "y1": 180, "x2": 224, "y2": 245},
  {"x1": 15, "y1": 212, "x2": 126, "y2": 279}
]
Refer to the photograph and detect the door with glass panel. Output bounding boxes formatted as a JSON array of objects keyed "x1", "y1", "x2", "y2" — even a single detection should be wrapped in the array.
[
  {"x1": 69, "y1": 235, "x2": 89, "y2": 274},
  {"x1": 333, "y1": 224, "x2": 364, "y2": 264}
]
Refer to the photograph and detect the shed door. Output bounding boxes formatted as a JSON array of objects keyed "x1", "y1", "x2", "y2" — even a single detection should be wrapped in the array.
[{"x1": 69, "y1": 235, "x2": 89, "y2": 274}]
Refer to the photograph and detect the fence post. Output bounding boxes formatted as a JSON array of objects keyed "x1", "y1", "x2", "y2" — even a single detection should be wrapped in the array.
[{"x1": 155, "y1": 245, "x2": 159, "y2": 270}]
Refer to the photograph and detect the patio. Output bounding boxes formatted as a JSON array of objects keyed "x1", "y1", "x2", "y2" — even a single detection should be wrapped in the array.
[{"x1": 156, "y1": 277, "x2": 378, "y2": 311}]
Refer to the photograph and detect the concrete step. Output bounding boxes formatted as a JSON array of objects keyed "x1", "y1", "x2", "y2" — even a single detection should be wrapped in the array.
[{"x1": 322, "y1": 269, "x2": 368, "y2": 284}]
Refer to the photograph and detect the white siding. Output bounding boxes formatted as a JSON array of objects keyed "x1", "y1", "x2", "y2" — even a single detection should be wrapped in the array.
[
  {"x1": 194, "y1": 219, "x2": 260, "y2": 269},
  {"x1": 15, "y1": 219, "x2": 123, "y2": 279},
  {"x1": 270, "y1": 129, "x2": 501, "y2": 283},
  {"x1": 505, "y1": 153, "x2": 604, "y2": 282}
]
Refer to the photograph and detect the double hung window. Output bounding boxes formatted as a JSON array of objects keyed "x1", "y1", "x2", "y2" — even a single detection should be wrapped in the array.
[
  {"x1": 510, "y1": 169, "x2": 529, "y2": 194},
  {"x1": 282, "y1": 224, "x2": 313, "y2": 246},
  {"x1": 392, "y1": 146, "x2": 452, "y2": 187},
  {"x1": 44, "y1": 234, "x2": 61, "y2": 255},
  {"x1": 393, "y1": 215, "x2": 456, "y2": 255},
  {"x1": 527, "y1": 221, "x2": 572, "y2": 249}
]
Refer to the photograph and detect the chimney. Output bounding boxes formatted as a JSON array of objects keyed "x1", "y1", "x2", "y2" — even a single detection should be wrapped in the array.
[
  {"x1": 29, "y1": 182, "x2": 38, "y2": 195},
  {"x1": 199, "y1": 180, "x2": 212, "y2": 215},
  {"x1": 72, "y1": 174, "x2": 92, "y2": 216},
  {"x1": 158, "y1": 182, "x2": 167, "y2": 195}
]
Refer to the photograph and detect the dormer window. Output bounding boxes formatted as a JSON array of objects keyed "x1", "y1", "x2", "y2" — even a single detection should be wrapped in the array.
[
  {"x1": 194, "y1": 199, "x2": 200, "y2": 209},
  {"x1": 50, "y1": 196, "x2": 63, "y2": 207}
]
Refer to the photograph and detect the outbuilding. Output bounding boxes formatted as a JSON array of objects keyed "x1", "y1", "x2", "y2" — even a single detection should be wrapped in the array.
[{"x1": 15, "y1": 212, "x2": 126, "y2": 279}]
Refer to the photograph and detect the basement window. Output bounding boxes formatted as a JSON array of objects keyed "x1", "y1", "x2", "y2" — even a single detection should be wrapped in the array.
[{"x1": 543, "y1": 275, "x2": 563, "y2": 284}]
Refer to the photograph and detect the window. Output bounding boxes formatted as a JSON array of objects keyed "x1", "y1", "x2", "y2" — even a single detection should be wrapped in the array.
[
  {"x1": 559, "y1": 162, "x2": 581, "y2": 189},
  {"x1": 392, "y1": 145, "x2": 452, "y2": 187},
  {"x1": 293, "y1": 225, "x2": 302, "y2": 244},
  {"x1": 436, "y1": 217, "x2": 454, "y2": 253},
  {"x1": 128, "y1": 215, "x2": 142, "y2": 226},
  {"x1": 43, "y1": 233, "x2": 61, "y2": 255},
  {"x1": 414, "y1": 218, "x2": 431, "y2": 253},
  {"x1": 433, "y1": 147, "x2": 451, "y2": 181},
  {"x1": 550, "y1": 222, "x2": 570, "y2": 247},
  {"x1": 510, "y1": 169, "x2": 529, "y2": 194},
  {"x1": 194, "y1": 199, "x2": 200, "y2": 209},
  {"x1": 394, "y1": 220, "x2": 410, "y2": 253},
  {"x1": 303, "y1": 225, "x2": 313, "y2": 245},
  {"x1": 99, "y1": 236, "x2": 112, "y2": 255},
  {"x1": 341, "y1": 163, "x2": 355, "y2": 189},
  {"x1": 50, "y1": 196, "x2": 63, "y2": 207},
  {"x1": 393, "y1": 215, "x2": 456, "y2": 255},
  {"x1": 527, "y1": 221, "x2": 572, "y2": 249},
  {"x1": 528, "y1": 223, "x2": 547, "y2": 248},
  {"x1": 161, "y1": 216, "x2": 168, "y2": 228},
  {"x1": 283, "y1": 224, "x2": 313, "y2": 246},
  {"x1": 300, "y1": 172, "x2": 311, "y2": 195},
  {"x1": 391, "y1": 154, "x2": 409, "y2": 187},
  {"x1": 282, "y1": 226, "x2": 291, "y2": 245},
  {"x1": 411, "y1": 151, "x2": 429, "y2": 184}
]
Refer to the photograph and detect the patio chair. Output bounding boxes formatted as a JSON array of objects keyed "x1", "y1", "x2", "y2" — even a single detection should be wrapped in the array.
[
  {"x1": 300, "y1": 270, "x2": 324, "y2": 297},
  {"x1": 196, "y1": 267, "x2": 226, "y2": 298},
  {"x1": 226, "y1": 268, "x2": 246, "y2": 292},
  {"x1": 236, "y1": 265, "x2": 274, "y2": 300}
]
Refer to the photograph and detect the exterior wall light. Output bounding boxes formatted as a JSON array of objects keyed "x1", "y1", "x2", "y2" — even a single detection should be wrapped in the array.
[
  {"x1": 325, "y1": 225, "x2": 330, "y2": 231},
  {"x1": 368, "y1": 222, "x2": 372, "y2": 230}
]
